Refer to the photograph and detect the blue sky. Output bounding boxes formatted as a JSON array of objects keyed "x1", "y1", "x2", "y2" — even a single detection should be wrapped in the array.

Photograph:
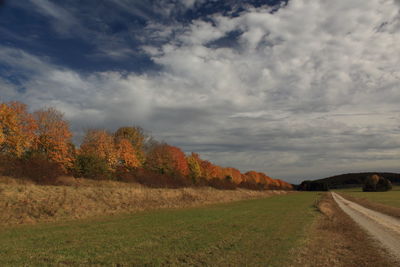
[
  {"x1": 0, "y1": 0, "x2": 286, "y2": 74},
  {"x1": 1, "y1": 0, "x2": 400, "y2": 183}
]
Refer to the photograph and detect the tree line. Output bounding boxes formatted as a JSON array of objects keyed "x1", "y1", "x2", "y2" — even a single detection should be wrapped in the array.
[{"x1": 0, "y1": 101, "x2": 293, "y2": 190}]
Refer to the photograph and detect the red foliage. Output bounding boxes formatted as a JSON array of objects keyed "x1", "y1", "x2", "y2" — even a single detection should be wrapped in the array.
[{"x1": 0, "y1": 154, "x2": 63, "y2": 184}]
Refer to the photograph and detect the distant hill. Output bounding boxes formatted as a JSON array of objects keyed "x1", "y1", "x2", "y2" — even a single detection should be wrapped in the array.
[{"x1": 298, "y1": 172, "x2": 400, "y2": 191}]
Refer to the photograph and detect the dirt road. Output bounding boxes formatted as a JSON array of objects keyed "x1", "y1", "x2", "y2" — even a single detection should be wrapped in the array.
[{"x1": 332, "y1": 192, "x2": 400, "y2": 262}]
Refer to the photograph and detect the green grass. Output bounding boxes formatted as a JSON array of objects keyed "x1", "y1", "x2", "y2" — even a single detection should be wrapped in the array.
[
  {"x1": 335, "y1": 186, "x2": 400, "y2": 208},
  {"x1": 0, "y1": 192, "x2": 319, "y2": 266}
]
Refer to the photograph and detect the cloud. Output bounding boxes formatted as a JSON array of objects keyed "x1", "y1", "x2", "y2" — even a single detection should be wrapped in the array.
[
  {"x1": 1, "y1": 0, "x2": 400, "y2": 182},
  {"x1": 26, "y1": 0, "x2": 79, "y2": 35}
]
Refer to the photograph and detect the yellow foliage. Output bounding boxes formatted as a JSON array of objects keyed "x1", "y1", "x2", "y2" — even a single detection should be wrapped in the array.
[
  {"x1": 33, "y1": 107, "x2": 74, "y2": 170},
  {"x1": 116, "y1": 138, "x2": 141, "y2": 168},
  {"x1": 80, "y1": 129, "x2": 118, "y2": 168},
  {"x1": 0, "y1": 102, "x2": 37, "y2": 157},
  {"x1": 187, "y1": 153, "x2": 202, "y2": 182}
]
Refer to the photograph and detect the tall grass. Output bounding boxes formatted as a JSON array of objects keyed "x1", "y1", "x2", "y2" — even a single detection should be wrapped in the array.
[{"x1": 0, "y1": 176, "x2": 290, "y2": 226}]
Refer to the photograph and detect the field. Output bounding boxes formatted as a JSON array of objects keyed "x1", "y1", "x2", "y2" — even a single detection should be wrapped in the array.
[
  {"x1": 335, "y1": 186, "x2": 400, "y2": 208},
  {"x1": 0, "y1": 192, "x2": 319, "y2": 266}
]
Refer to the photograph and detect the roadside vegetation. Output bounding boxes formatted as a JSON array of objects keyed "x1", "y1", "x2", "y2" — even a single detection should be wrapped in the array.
[
  {"x1": 0, "y1": 192, "x2": 317, "y2": 266},
  {"x1": 0, "y1": 101, "x2": 292, "y2": 191}
]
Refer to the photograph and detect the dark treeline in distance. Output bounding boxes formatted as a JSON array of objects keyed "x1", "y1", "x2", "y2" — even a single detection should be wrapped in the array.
[{"x1": 298, "y1": 172, "x2": 399, "y2": 191}]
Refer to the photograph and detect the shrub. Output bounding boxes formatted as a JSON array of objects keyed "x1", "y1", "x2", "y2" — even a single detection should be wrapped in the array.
[
  {"x1": 363, "y1": 174, "x2": 392, "y2": 192},
  {"x1": 208, "y1": 177, "x2": 237, "y2": 190},
  {"x1": 375, "y1": 176, "x2": 392, "y2": 191},
  {"x1": 0, "y1": 153, "x2": 64, "y2": 184},
  {"x1": 132, "y1": 168, "x2": 193, "y2": 188},
  {"x1": 115, "y1": 166, "x2": 137, "y2": 183},
  {"x1": 73, "y1": 154, "x2": 114, "y2": 180}
]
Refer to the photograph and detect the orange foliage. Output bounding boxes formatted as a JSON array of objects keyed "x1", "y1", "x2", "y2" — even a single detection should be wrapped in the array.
[
  {"x1": 245, "y1": 171, "x2": 262, "y2": 183},
  {"x1": 114, "y1": 126, "x2": 145, "y2": 164},
  {"x1": 0, "y1": 100, "x2": 295, "y2": 190},
  {"x1": 276, "y1": 179, "x2": 293, "y2": 190},
  {"x1": 0, "y1": 128, "x2": 4, "y2": 146},
  {"x1": 80, "y1": 129, "x2": 117, "y2": 168},
  {"x1": 146, "y1": 144, "x2": 189, "y2": 176},
  {"x1": 0, "y1": 102, "x2": 37, "y2": 157},
  {"x1": 33, "y1": 107, "x2": 74, "y2": 170},
  {"x1": 199, "y1": 160, "x2": 216, "y2": 180},
  {"x1": 115, "y1": 138, "x2": 141, "y2": 168},
  {"x1": 224, "y1": 167, "x2": 243, "y2": 184}
]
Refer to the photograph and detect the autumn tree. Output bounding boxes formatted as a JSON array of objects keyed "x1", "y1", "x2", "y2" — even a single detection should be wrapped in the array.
[
  {"x1": 115, "y1": 138, "x2": 141, "y2": 169},
  {"x1": 0, "y1": 101, "x2": 37, "y2": 157},
  {"x1": 276, "y1": 179, "x2": 293, "y2": 190},
  {"x1": 0, "y1": 128, "x2": 4, "y2": 146},
  {"x1": 186, "y1": 153, "x2": 202, "y2": 183},
  {"x1": 224, "y1": 167, "x2": 242, "y2": 184},
  {"x1": 80, "y1": 129, "x2": 117, "y2": 168},
  {"x1": 114, "y1": 126, "x2": 145, "y2": 164},
  {"x1": 146, "y1": 143, "x2": 189, "y2": 177},
  {"x1": 245, "y1": 171, "x2": 262, "y2": 183},
  {"x1": 33, "y1": 107, "x2": 74, "y2": 170},
  {"x1": 199, "y1": 160, "x2": 215, "y2": 180}
]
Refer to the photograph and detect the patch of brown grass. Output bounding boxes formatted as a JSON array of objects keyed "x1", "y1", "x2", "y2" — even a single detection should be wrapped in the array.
[
  {"x1": 0, "y1": 176, "x2": 290, "y2": 226},
  {"x1": 290, "y1": 193, "x2": 398, "y2": 267},
  {"x1": 337, "y1": 193, "x2": 400, "y2": 219}
]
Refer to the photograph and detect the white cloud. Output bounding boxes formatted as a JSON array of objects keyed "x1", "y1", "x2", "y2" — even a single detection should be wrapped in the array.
[{"x1": 2, "y1": 0, "x2": 400, "y2": 182}]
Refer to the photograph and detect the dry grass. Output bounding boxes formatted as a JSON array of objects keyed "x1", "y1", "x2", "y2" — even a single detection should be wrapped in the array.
[
  {"x1": 290, "y1": 193, "x2": 398, "y2": 267},
  {"x1": 0, "y1": 176, "x2": 290, "y2": 226},
  {"x1": 337, "y1": 192, "x2": 400, "y2": 219}
]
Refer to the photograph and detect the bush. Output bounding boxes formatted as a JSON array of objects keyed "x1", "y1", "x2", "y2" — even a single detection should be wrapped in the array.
[
  {"x1": 73, "y1": 154, "x2": 114, "y2": 180},
  {"x1": 363, "y1": 174, "x2": 392, "y2": 192},
  {"x1": 133, "y1": 168, "x2": 193, "y2": 188},
  {"x1": 0, "y1": 153, "x2": 64, "y2": 184},
  {"x1": 115, "y1": 166, "x2": 137, "y2": 183},
  {"x1": 376, "y1": 177, "x2": 392, "y2": 191},
  {"x1": 208, "y1": 177, "x2": 237, "y2": 190}
]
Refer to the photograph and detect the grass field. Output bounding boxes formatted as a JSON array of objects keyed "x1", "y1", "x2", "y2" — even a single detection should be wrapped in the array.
[
  {"x1": 335, "y1": 186, "x2": 400, "y2": 208},
  {"x1": 0, "y1": 192, "x2": 319, "y2": 266}
]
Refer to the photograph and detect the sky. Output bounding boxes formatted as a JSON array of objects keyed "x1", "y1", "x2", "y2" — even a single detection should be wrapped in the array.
[{"x1": 0, "y1": 0, "x2": 400, "y2": 183}]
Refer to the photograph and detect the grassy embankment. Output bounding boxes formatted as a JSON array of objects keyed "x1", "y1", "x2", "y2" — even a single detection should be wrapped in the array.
[
  {"x1": 335, "y1": 186, "x2": 400, "y2": 218},
  {"x1": 0, "y1": 192, "x2": 318, "y2": 266},
  {"x1": 0, "y1": 176, "x2": 291, "y2": 226}
]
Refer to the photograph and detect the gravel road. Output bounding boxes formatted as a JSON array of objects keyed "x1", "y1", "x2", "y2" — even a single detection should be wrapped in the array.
[{"x1": 332, "y1": 192, "x2": 400, "y2": 262}]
